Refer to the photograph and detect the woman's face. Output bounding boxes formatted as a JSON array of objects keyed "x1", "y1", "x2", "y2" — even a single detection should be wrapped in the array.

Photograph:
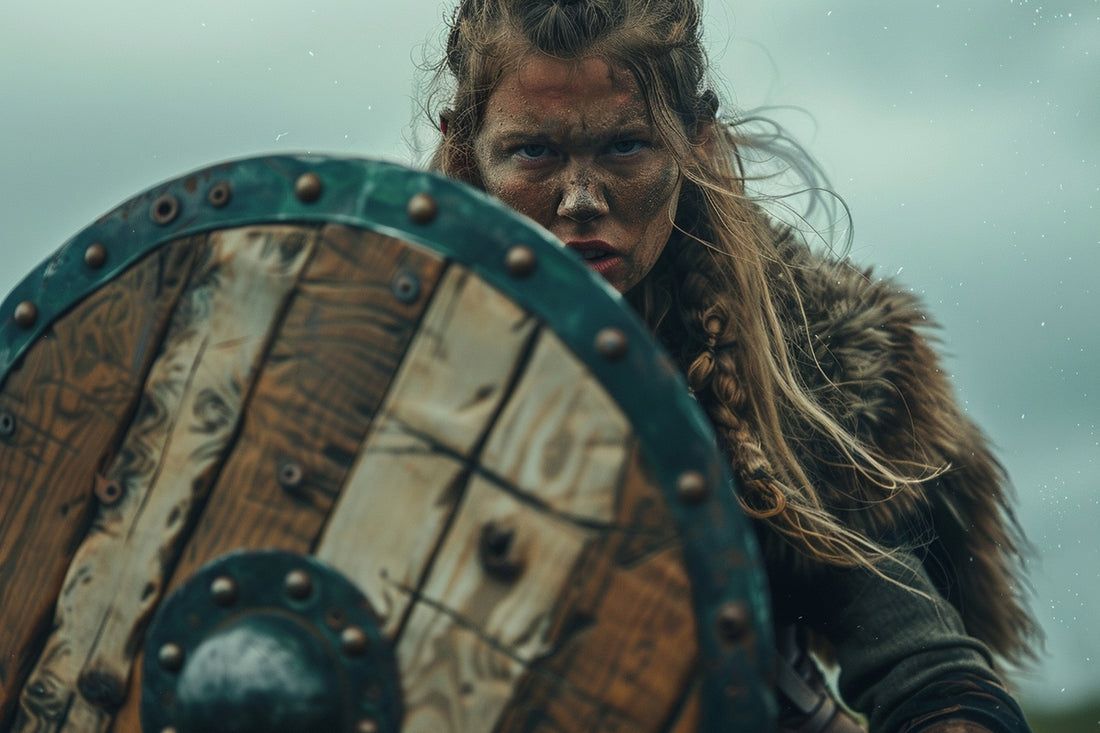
[{"x1": 472, "y1": 55, "x2": 682, "y2": 294}]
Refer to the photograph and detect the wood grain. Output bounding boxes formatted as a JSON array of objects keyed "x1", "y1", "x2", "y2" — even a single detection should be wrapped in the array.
[
  {"x1": 492, "y1": 443, "x2": 698, "y2": 733},
  {"x1": 0, "y1": 239, "x2": 196, "y2": 727},
  {"x1": 373, "y1": 265, "x2": 536, "y2": 458},
  {"x1": 168, "y1": 226, "x2": 446, "y2": 579},
  {"x1": 665, "y1": 684, "x2": 702, "y2": 733},
  {"x1": 315, "y1": 263, "x2": 538, "y2": 635},
  {"x1": 110, "y1": 226, "x2": 447, "y2": 732},
  {"x1": 13, "y1": 226, "x2": 314, "y2": 733},
  {"x1": 479, "y1": 328, "x2": 630, "y2": 523},
  {"x1": 396, "y1": 476, "x2": 592, "y2": 733}
]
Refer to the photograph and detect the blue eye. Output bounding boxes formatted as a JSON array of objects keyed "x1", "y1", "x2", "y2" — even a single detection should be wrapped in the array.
[
  {"x1": 517, "y1": 144, "x2": 551, "y2": 160},
  {"x1": 609, "y1": 140, "x2": 645, "y2": 156}
]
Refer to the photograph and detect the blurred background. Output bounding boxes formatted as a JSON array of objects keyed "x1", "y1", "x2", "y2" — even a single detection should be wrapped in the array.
[{"x1": 1, "y1": 0, "x2": 1096, "y2": 727}]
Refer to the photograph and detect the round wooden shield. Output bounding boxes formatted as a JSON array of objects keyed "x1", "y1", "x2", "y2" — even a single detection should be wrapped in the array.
[{"x1": 0, "y1": 155, "x2": 774, "y2": 732}]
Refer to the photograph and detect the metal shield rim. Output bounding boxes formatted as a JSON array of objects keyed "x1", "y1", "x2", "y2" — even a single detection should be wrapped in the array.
[{"x1": 0, "y1": 153, "x2": 775, "y2": 729}]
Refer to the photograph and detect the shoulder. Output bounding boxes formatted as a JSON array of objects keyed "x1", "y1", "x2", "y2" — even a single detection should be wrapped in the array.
[
  {"x1": 767, "y1": 231, "x2": 958, "y2": 529},
  {"x1": 766, "y1": 231, "x2": 1036, "y2": 663},
  {"x1": 770, "y1": 233, "x2": 937, "y2": 436}
]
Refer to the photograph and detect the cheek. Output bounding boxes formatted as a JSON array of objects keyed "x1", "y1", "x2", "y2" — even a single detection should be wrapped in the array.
[
  {"x1": 636, "y1": 160, "x2": 681, "y2": 221},
  {"x1": 482, "y1": 172, "x2": 554, "y2": 227},
  {"x1": 628, "y1": 161, "x2": 681, "y2": 251}
]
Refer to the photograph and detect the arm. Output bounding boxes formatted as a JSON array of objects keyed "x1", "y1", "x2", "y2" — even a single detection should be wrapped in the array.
[{"x1": 808, "y1": 552, "x2": 1031, "y2": 733}]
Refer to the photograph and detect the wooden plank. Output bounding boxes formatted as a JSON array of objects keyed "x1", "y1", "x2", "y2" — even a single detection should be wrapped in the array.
[
  {"x1": 316, "y1": 422, "x2": 468, "y2": 635},
  {"x1": 376, "y1": 265, "x2": 536, "y2": 457},
  {"x1": 315, "y1": 264, "x2": 538, "y2": 635},
  {"x1": 111, "y1": 227, "x2": 448, "y2": 733},
  {"x1": 395, "y1": 476, "x2": 593, "y2": 733},
  {"x1": 112, "y1": 230, "x2": 451, "y2": 730},
  {"x1": 666, "y1": 684, "x2": 702, "y2": 733},
  {"x1": 479, "y1": 328, "x2": 630, "y2": 522},
  {"x1": 0, "y1": 238, "x2": 196, "y2": 726},
  {"x1": 492, "y1": 443, "x2": 698, "y2": 733},
  {"x1": 13, "y1": 226, "x2": 315, "y2": 733},
  {"x1": 168, "y1": 226, "x2": 446, "y2": 582}
]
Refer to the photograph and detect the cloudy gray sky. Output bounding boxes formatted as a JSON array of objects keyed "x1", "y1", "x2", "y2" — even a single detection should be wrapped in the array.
[{"x1": 2, "y1": 0, "x2": 1096, "y2": 711}]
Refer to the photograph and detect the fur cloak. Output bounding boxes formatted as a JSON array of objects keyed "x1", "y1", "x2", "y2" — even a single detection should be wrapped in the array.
[{"x1": 763, "y1": 232, "x2": 1038, "y2": 667}]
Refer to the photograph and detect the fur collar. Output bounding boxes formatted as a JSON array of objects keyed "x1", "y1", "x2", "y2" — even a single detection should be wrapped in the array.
[{"x1": 766, "y1": 232, "x2": 1037, "y2": 666}]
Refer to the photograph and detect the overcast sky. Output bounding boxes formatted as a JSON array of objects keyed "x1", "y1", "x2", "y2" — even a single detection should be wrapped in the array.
[{"x1": 1, "y1": 0, "x2": 1096, "y2": 710}]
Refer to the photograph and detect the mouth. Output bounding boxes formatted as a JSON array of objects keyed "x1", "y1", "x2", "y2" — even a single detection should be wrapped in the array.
[
  {"x1": 565, "y1": 240, "x2": 618, "y2": 264},
  {"x1": 578, "y1": 249, "x2": 614, "y2": 262},
  {"x1": 562, "y1": 239, "x2": 626, "y2": 289}
]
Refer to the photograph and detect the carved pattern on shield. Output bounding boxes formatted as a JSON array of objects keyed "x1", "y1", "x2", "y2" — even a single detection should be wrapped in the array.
[
  {"x1": 110, "y1": 225, "x2": 448, "y2": 732},
  {"x1": 0, "y1": 239, "x2": 197, "y2": 728},
  {"x1": 14, "y1": 226, "x2": 315, "y2": 733}
]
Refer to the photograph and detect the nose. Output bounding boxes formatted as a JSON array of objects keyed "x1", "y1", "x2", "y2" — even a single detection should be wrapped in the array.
[{"x1": 557, "y1": 175, "x2": 609, "y2": 223}]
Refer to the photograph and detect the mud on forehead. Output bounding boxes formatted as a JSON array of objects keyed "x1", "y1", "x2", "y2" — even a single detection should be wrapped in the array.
[{"x1": 488, "y1": 56, "x2": 653, "y2": 144}]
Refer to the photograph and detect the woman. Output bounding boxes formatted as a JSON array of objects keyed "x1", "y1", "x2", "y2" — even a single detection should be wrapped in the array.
[{"x1": 427, "y1": 0, "x2": 1039, "y2": 730}]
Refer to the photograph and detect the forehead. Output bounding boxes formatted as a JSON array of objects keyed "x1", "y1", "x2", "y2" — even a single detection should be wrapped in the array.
[{"x1": 485, "y1": 55, "x2": 649, "y2": 132}]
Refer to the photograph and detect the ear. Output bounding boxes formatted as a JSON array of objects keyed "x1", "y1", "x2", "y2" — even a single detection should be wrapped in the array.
[
  {"x1": 434, "y1": 135, "x2": 485, "y2": 190},
  {"x1": 451, "y1": 145, "x2": 486, "y2": 190}
]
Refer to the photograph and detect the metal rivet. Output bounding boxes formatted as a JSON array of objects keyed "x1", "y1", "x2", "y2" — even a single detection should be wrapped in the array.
[
  {"x1": 295, "y1": 172, "x2": 323, "y2": 203},
  {"x1": 594, "y1": 327, "x2": 628, "y2": 361},
  {"x1": 207, "y1": 181, "x2": 232, "y2": 208},
  {"x1": 325, "y1": 606, "x2": 346, "y2": 631},
  {"x1": 285, "y1": 569, "x2": 313, "y2": 600},
  {"x1": 716, "y1": 602, "x2": 750, "y2": 644},
  {"x1": 14, "y1": 301, "x2": 37, "y2": 329},
  {"x1": 676, "y1": 471, "x2": 709, "y2": 504},
  {"x1": 151, "y1": 194, "x2": 180, "y2": 225},
  {"x1": 277, "y1": 460, "x2": 304, "y2": 490},
  {"x1": 84, "y1": 243, "x2": 108, "y2": 269},
  {"x1": 505, "y1": 245, "x2": 537, "y2": 277},
  {"x1": 158, "y1": 643, "x2": 185, "y2": 673},
  {"x1": 407, "y1": 192, "x2": 437, "y2": 224},
  {"x1": 0, "y1": 410, "x2": 15, "y2": 438},
  {"x1": 78, "y1": 668, "x2": 126, "y2": 709},
  {"x1": 479, "y1": 520, "x2": 525, "y2": 582},
  {"x1": 356, "y1": 719, "x2": 380, "y2": 733},
  {"x1": 391, "y1": 271, "x2": 421, "y2": 304},
  {"x1": 210, "y1": 576, "x2": 238, "y2": 607},
  {"x1": 340, "y1": 625, "x2": 370, "y2": 656},
  {"x1": 94, "y1": 475, "x2": 123, "y2": 506}
]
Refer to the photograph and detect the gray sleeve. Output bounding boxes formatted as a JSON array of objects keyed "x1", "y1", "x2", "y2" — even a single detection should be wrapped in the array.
[{"x1": 808, "y1": 552, "x2": 1005, "y2": 732}]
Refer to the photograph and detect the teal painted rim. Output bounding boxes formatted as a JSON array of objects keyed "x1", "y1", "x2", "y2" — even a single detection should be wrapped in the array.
[{"x1": 0, "y1": 154, "x2": 774, "y2": 728}]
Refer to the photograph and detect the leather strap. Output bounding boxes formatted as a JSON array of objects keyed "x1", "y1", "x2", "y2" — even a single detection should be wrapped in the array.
[{"x1": 775, "y1": 625, "x2": 866, "y2": 733}]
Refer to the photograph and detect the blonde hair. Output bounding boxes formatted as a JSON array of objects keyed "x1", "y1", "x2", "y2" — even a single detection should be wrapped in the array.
[{"x1": 429, "y1": 0, "x2": 941, "y2": 574}]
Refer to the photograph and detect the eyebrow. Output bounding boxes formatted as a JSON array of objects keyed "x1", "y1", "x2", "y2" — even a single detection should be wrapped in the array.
[{"x1": 491, "y1": 123, "x2": 654, "y2": 147}]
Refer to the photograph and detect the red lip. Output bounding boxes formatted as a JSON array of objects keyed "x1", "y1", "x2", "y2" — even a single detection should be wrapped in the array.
[
  {"x1": 564, "y1": 239, "x2": 618, "y2": 257},
  {"x1": 564, "y1": 239, "x2": 623, "y2": 279}
]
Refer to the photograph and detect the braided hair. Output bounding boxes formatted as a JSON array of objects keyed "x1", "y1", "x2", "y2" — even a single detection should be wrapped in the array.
[{"x1": 431, "y1": 0, "x2": 941, "y2": 577}]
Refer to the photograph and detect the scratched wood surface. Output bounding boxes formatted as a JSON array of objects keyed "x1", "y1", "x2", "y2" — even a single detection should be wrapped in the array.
[
  {"x1": 0, "y1": 239, "x2": 196, "y2": 727},
  {"x1": 13, "y1": 226, "x2": 315, "y2": 733},
  {"x1": 492, "y1": 442, "x2": 698, "y2": 733},
  {"x1": 317, "y1": 285, "x2": 698, "y2": 732},
  {"x1": 479, "y1": 328, "x2": 630, "y2": 522},
  {"x1": 10, "y1": 228, "x2": 705, "y2": 731},
  {"x1": 167, "y1": 225, "x2": 446, "y2": 582},
  {"x1": 396, "y1": 475, "x2": 595, "y2": 733},
  {"x1": 111, "y1": 226, "x2": 448, "y2": 733},
  {"x1": 315, "y1": 264, "x2": 538, "y2": 640},
  {"x1": 666, "y1": 685, "x2": 702, "y2": 733}
]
